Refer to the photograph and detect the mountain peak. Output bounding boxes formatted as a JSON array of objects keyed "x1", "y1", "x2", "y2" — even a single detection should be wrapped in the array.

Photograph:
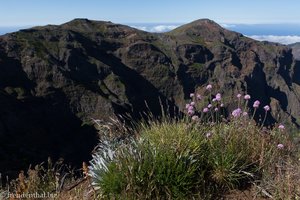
[
  {"x1": 168, "y1": 18, "x2": 241, "y2": 44},
  {"x1": 71, "y1": 18, "x2": 91, "y2": 22},
  {"x1": 169, "y1": 18, "x2": 225, "y2": 35},
  {"x1": 59, "y1": 18, "x2": 139, "y2": 34},
  {"x1": 62, "y1": 18, "x2": 109, "y2": 27},
  {"x1": 189, "y1": 18, "x2": 221, "y2": 27}
]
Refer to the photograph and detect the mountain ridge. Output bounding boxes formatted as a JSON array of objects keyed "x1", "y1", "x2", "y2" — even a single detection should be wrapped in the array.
[{"x1": 1, "y1": 18, "x2": 300, "y2": 175}]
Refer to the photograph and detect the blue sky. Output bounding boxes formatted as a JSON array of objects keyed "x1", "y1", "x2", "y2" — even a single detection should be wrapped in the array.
[
  {"x1": 1, "y1": 0, "x2": 300, "y2": 44},
  {"x1": 1, "y1": 0, "x2": 300, "y2": 26}
]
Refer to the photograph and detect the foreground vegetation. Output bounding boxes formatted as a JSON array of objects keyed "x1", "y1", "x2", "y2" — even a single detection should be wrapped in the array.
[
  {"x1": 89, "y1": 87, "x2": 300, "y2": 199},
  {"x1": 89, "y1": 120, "x2": 299, "y2": 199},
  {"x1": 1, "y1": 85, "x2": 299, "y2": 199}
]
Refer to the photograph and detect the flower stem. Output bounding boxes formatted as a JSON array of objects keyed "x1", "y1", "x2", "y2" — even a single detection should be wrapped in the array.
[
  {"x1": 260, "y1": 111, "x2": 267, "y2": 129},
  {"x1": 251, "y1": 108, "x2": 257, "y2": 121}
]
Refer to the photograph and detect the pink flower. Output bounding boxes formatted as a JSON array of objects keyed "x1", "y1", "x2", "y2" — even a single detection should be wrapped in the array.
[
  {"x1": 185, "y1": 104, "x2": 190, "y2": 109},
  {"x1": 190, "y1": 93, "x2": 194, "y2": 98},
  {"x1": 232, "y1": 108, "x2": 242, "y2": 118},
  {"x1": 188, "y1": 110, "x2": 195, "y2": 115},
  {"x1": 253, "y1": 100, "x2": 260, "y2": 108},
  {"x1": 206, "y1": 84, "x2": 212, "y2": 90},
  {"x1": 203, "y1": 108, "x2": 209, "y2": 113},
  {"x1": 220, "y1": 103, "x2": 224, "y2": 107},
  {"x1": 263, "y1": 105, "x2": 270, "y2": 112},
  {"x1": 215, "y1": 93, "x2": 222, "y2": 101},
  {"x1": 212, "y1": 98, "x2": 217, "y2": 102},
  {"x1": 207, "y1": 104, "x2": 212, "y2": 108},
  {"x1": 214, "y1": 108, "x2": 219, "y2": 112},
  {"x1": 244, "y1": 94, "x2": 251, "y2": 100},
  {"x1": 192, "y1": 115, "x2": 199, "y2": 121},
  {"x1": 242, "y1": 112, "x2": 248, "y2": 116},
  {"x1": 277, "y1": 144, "x2": 284, "y2": 149},
  {"x1": 190, "y1": 101, "x2": 195, "y2": 106},
  {"x1": 278, "y1": 124, "x2": 285, "y2": 130},
  {"x1": 188, "y1": 106, "x2": 194, "y2": 111},
  {"x1": 196, "y1": 94, "x2": 202, "y2": 100},
  {"x1": 237, "y1": 94, "x2": 242, "y2": 98}
]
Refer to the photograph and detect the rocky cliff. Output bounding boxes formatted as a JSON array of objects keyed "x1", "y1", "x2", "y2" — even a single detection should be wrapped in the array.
[
  {"x1": 1, "y1": 18, "x2": 300, "y2": 174},
  {"x1": 289, "y1": 42, "x2": 300, "y2": 60}
]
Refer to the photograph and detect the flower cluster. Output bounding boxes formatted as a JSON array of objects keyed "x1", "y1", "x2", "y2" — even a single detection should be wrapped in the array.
[
  {"x1": 232, "y1": 108, "x2": 242, "y2": 118},
  {"x1": 185, "y1": 85, "x2": 224, "y2": 119},
  {"x1": 185, "y1": 84, "x2": 286, "y2": 149}
]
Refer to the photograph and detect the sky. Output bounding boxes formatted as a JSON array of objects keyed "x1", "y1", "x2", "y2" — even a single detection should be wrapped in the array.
[
  {"x1": 1, "y1": 0, "x2": 300, "y2": 25},
  {"x1": 1, "y1": 0, "x2": 300, "y2": 44}
]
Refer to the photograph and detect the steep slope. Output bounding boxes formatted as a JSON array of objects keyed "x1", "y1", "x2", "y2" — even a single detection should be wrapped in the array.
[
  {"x1": 1, "y1": 18, "x2": 300, "y2": 175},
  {"x1": 289, "y1": 42, "x2": 300, "y2": 60}
]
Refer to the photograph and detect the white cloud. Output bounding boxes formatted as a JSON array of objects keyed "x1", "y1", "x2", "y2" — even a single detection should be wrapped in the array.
[
  {"x1": 248, "y1": 35, "x2": 300, "y2": 45},
  {"x1": 150, "y1": 25, "x2": 179, "y2": 32},
  {"x1": 130, "y1": 24, "x2": 179, "y2": 33},
  {"x1": 220, "y1": 23, "x2": 236, "y2": 28}
]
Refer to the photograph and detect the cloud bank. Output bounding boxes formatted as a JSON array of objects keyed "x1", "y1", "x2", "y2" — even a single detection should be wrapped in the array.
[
  {"x1": 150, "y1": 25, "x2": 179, "y2": 32},
  {"x1": 248, "y1": 35, "x2": 300, "y2": 45},
  {"x1": 131, "y1": 25, "x2": 179, "y2": 33}
]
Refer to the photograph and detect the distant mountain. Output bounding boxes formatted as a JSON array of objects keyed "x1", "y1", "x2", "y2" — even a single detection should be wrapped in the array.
[
  {"x1": 289, "y1": 42, "x2": 300, "y2": 60},
  {"x1": 1, "y1": 18, "x2": 300, "y2": 174}
]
